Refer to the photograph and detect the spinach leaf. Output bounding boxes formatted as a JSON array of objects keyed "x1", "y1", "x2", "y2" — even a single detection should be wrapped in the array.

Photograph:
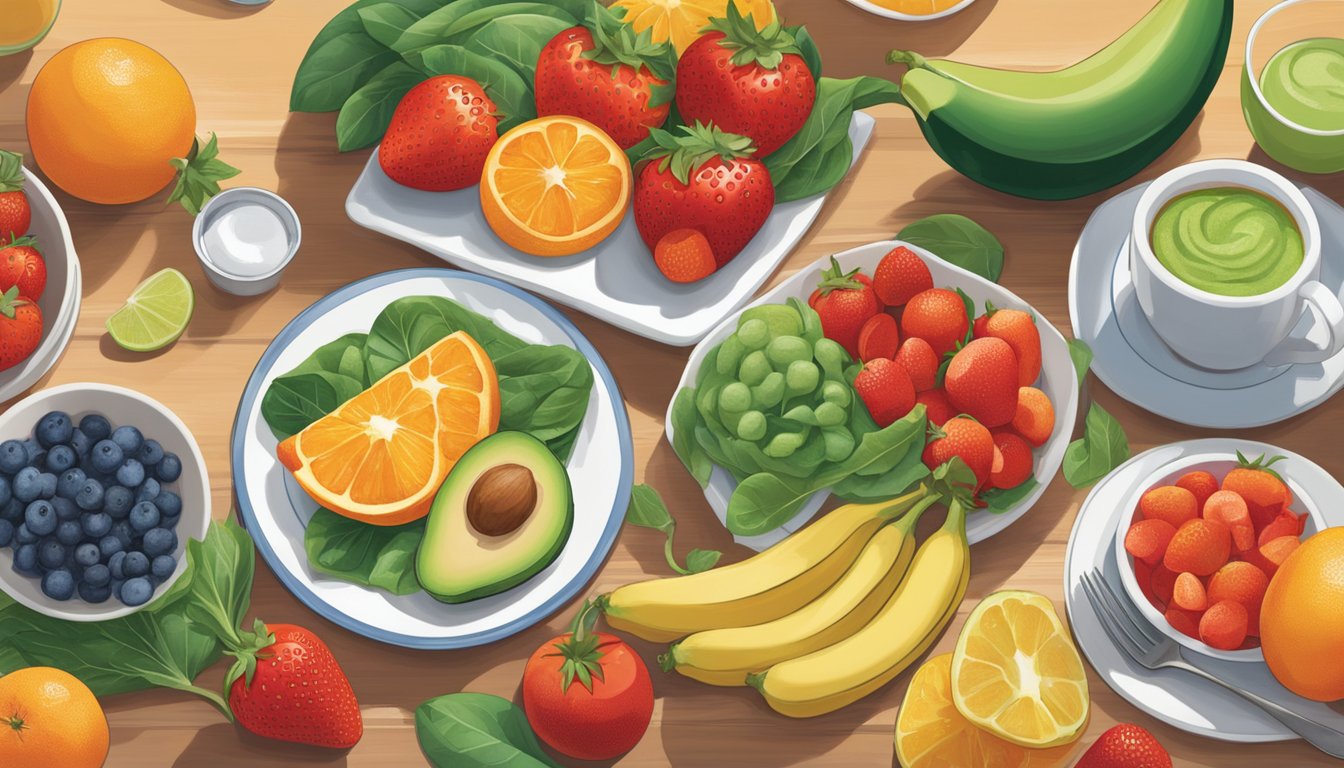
[
  {"x1": 796, "y1": 26, "x2": 823, "y2": 82},
  {"x1": 261, "y1": 370, "x2": 366, "y2": 441},
  {"x1": 336, "y1": 60, "x2": 427, "y2": 151},
  {"x1": 981, "y1": 477, "x2": 1039, "y2": 514},
  {"x1": 831, "y1": 435, "x2": 930, "y2": 502},
  {"x1": 394, "y1": 0, "x2": 585, "y2": 54},
  {"x1": 1069, "y1": 338, "x2": 1094, "y2": 385},
  {"x1": 1064, "y1": 403, "x2": 1129, "y2": 489},
  {"x1": 416, "y1": 693, "x2": 562, "y2": 768},
  {"x1": 291, "y1": 31, "x2": 401, "y2": 113},
  {"x1": 898, "y1": 214, "x2": 1004, "y2": 282},
  {"x1": 464, "y1": 15, "x2": 572, "y2": 85},
  {"x1": 409, "y1": 44, "x2": 536, "y2": 132},
  {"x1": 626, "y1": 484, "x2": 720, "y2": 575},
  {"x1": 670, "y1": 388, "x2": 713, "y2": 487},
  {"x1": 358, "y1": 2, "x2": 436, "y2": 48},
  {"x1": 305, "y1": 509, "x2": 426, "y2": 595},
  {"x1": 364, "y1": 296, "x2": 525, "y2": 381},
  {"x1": 766, "y1": 76, "x2": 903, "y2": 203}
]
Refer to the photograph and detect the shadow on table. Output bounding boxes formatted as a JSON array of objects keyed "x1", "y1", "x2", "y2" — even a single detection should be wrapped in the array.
[
  {"x1": 160, "y1": 0, "x2": 269, "y2": 19},
  {"x1": 173, "y1": 723, "x2": 349, "y2": 767},
  {"x1": 0, "y1": 49, "x2": 33, "y2": 95},
  {"x1": 1246, "y1": 145, "x2": 1344, "y2": 203}
]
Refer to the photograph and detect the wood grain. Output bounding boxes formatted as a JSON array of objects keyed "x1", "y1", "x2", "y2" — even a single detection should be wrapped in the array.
[{"x1": 1, "y1": 0, "x2": 1342, "y2": 765}]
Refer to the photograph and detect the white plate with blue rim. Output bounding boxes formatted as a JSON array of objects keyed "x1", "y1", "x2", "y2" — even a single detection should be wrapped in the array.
[
  {"x1": 346, "y1": 114, "x2": 874, "y2": 347},
  {"x1": 666, "y1": 240, "x2": 1081, "y2": 551},
  {"x1": 231, "y1": 268, "x2": 633, "y2": 649}
]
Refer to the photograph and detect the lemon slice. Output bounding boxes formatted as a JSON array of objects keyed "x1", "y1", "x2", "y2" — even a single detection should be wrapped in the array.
[
  {"x1": 950, "y1": 590, "x2": 1089, "y2": 748},
  {"x1": 105, "y1": 268, "x2": 195, "y2": 352},
  {"x1": 611, "y1": 0, "x2": 777, "y2": 56}
]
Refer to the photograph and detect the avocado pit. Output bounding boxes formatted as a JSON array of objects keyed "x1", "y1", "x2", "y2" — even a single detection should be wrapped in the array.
[{"x1": 466, "y1": 463, "x2": 537, "y2": 536}]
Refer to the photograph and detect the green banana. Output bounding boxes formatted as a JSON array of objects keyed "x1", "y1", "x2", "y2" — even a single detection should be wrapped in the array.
[{"x1": 888, "y1": 0, "x2": 1233, "y2": 200}]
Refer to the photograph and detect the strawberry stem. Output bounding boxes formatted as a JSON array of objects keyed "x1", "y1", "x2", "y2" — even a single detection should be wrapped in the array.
[
  {"x1": 167, "y1": 133, "x2": 241, "y2": 215},
  {"x1": 545, "y1": 598, "x2": 609, "y2": 694},
  {"x1": 0, "y1": 150, "x2": 23, "y2": 193},
  {"x1": 584, "y1": 1, "x2": 676, "y2": 104},
  {"x1": 647, "y1": 122, "x2": 757, "y2": 186},
  {"x1": 814, "y1": 256, "x2": 865, "y2": 295},
  {"x1": 705, "y1": 3, "x2": 802, "y2": 71}
]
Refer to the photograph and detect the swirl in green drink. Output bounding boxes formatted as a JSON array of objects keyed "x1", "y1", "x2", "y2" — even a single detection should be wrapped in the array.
[{"x1": 1261, "y1": 37, "x2": 1344, "y2": 132}]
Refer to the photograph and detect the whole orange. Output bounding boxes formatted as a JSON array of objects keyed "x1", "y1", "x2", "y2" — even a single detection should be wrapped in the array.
[
  {"x1": 1260, "y1": 527, "x2": 1344, "y2": 701},
  {"x1": 27, "y1": 38, "x2": 196, "y2": 204},
  {"x1": 0, "y1": 666, "x2": 109, "y2": 768}
]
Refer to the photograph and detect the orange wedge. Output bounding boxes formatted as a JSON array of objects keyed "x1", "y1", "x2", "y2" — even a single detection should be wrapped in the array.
[
  {"x1": 480, "y1": 116, "x2": 631, "y2": 257},
  {"x1": 277, "y1": 332, "x2": 500, "y2": 526}
]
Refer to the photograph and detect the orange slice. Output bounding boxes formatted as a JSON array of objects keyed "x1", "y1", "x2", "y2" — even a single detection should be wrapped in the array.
[
  {"x1": 896, "y1": 654, "x2": 1074, "y2": 768},
  {"x1": 870, "y1": 0, "x2": 965, "y2": 15},
  {"x1": 480, "y1": 116, "x2": 630, "y2": 257},
  {"x1": 611, "y1": 0, "x2": 777, "y2": 56},
  {"x1": 277, "y1": 332, "x2": 500, "y2": 526}
]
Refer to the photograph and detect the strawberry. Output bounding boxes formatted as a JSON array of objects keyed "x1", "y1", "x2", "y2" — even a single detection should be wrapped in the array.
[
  {"x1": 989, "y1": 430, "x2": 1033, "y2": 490},
  {"x1": 535, "y1": 5, "x2": 676, "y2": 150},
  {"x1": 852, "y1": 357, "x2": 914, "y2": 427},
  {"x1": 915, "y1": 388, "x2": 955, "y2": 427},
  {"x1": 857, "y1": 310, "x2": 900, "y2": 362},
  {"x1": 378, "y1": 75, "x2": 499, "y2": 192},
  {"x1": 901, "y1": 288, "x2": 968, "y2": 356},
  {"x1": 0, "y1": 150, "x2": 30, "y2": 242},
  {"x1": 674, "y1": 5, "x2": 816, "y2": 157},
  {"x1": 808, "y1": 257, "x2": 883, "y2": 359},
  {"x1": 973, "y1": 303, "x2": 1041, "y2": 386},
  {"x1": 227, "y1": 621, "x2": 363, "y2": 749},
  {"x1": 0, "y1": 287, "x2": 41, "y2": 373},
  {"x1": 944, "y1": 337, "x2": 1020, "y2": 427},
  {"x1": 0, "y1": 235, "x2": 46, "y2": 300},
  {"x1": 1076, "y1": 724, "x2": 1172, "y2": 768},
  {"x1": 895, "y1": 337, "x2": 939, "y2": 392},
  {"x1": 633, "y1": 122, "x2": 774, "y2": 268},
  {"x1": 872, "y1": 246, "x2": 933, "y2": 307},
  {"x1": 1221, "y1": 453, "x2": 1293, "y2": 530},
  {"x1": 922, "y1": 416, "x2": 995, "y2": 490},
  {"x1": 653, "y1": 229, "x2": 717, "y2": 283}
]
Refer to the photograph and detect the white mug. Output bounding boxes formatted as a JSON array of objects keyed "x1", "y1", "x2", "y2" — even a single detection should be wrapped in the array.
[{"x1": 1130, "y1": 159, "x2": 1344, "y2": 370}]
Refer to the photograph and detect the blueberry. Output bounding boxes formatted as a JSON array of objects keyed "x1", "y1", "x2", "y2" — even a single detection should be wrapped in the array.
[
  {"x1": 153, "y1": 491, "x2": 181, "y2": 519},
  {"x1": 23, "y1": 500, "x2": 56, "y2": 536},
  {"x1": 90, "y1": 440, "x2": 124, "y2": 475},
  {"x1": 111, "y1": 521, "x2": 133, "y2": 549},
  {"x1": 21, "y1": 438, "x2": 42, "y2": 461},
  {"x1": 98, "y1": 535, "x2": 123, "y2": 560},
  {"x1": 108, "y1": 550, "x2": 126, "y2": 580},
  {"x1": 111, "y1": 426, "x2": 143, "y2": 456},
  {"x1": 129, "y1": 502, "x2": 159, "y2": 533},
  {"x1": 79, "y1": 414, "x2": 112, "y2": 443},
  {"x1": 0, "y1": 519, "x2": 12, "y2": 547},
  {"x1": 44, "y1": 445, "x2": 77, "y2": 474},
  {"x1": 75, "y1": 479, "x2": 104, "y2": 511},
  {"x1": 78, "y1": 581, "x2": 111, "y2": 604},
  {"x1": 156, "y1": 453, "x2": 182, "y2": 483},
  {"x1": 0, "y1": 440, "x2": 26, "y2": 474},
  {"x1": 56, "y1": 468, "x2": 85, "y2": 499},
  {"x1": 103, "y1": 485, "x2": 134, "y2": 518},
  {"x1": 41, "y1": 568, "x2": 75, "y2": 601},
  {"x1": 136, "y1": 439, "x2": 164, "y2": 467},
  {"x1": 0, "y1": 476, "x2": 10, "y2": 507},
  {"x1": 81, "y1": 512, "x2": 111, "y2": 540},
  {"x1": 35, "y1": 411, "x2": 74, "y2": 448},
  {"x1": 69, "y1": 428, "x2": 91, "y2": 459},
  {"x1": 37, "y1": 472, "x2": 57, "y2": 500},
  {"x1": 150, "y1": 554, "x2": 176, "y2": 581},
  {"x1": 115, "y1": 459, "x2": 145, "y2": 489},
  {"x1": 119, "y1": 576, "x2": 153, "y2": 607},
  {"x1": 56, "y1": 520, "x2": 82, "y2": 547},
  {"x1": 122, "y1": 551, "x2": 149, "y2": 578},
  {"x1": 72, "y1": 542, "x2": 99, "y2": 568},
  {"x1": 37, "y1": 540, "x2": 65, "y2": 570},
  {"x1": 83, "y1": 562, "x2": 110, "y2": 587},
  {"x1": 12, "y1": 467, "x2": 42, "y2": 503},
  {"x1": 142, "y1": 528, "x2": 176, "y2": 558},
  {"x1": 51, "y1": 497, "x2": 79, "y2": 522},
  {"x1": 0, "y1": 499, "x2": 20, "y2": 523},
  {"x1": 135, "y1": 478, "x2": 160, "y2": 503},
  {"x1": 12, "y1": 543, "x2": 37, "y2": 574},
  {"x1": 15, "y1": 523, "x2": 37, "y2": 545}
]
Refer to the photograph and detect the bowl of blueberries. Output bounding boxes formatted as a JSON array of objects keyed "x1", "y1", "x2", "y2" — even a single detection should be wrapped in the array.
[{"x1": 0, "y1": 382, "x2": 210, "y2": 621}]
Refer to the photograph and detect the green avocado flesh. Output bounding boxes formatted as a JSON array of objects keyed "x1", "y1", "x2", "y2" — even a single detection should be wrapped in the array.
[{"x1": 416, "y1": 431, "x2": 573, "y2": 604}]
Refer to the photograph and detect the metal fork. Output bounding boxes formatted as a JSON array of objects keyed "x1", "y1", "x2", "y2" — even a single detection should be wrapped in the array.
[{"x1": 1080, "y1": 570, "x2": 1344, "y2": 758}]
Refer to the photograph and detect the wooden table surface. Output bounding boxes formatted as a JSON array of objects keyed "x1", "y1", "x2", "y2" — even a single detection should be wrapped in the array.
[{"x1": 2, "y1": 0, "x2": 1342, "y2": 765}]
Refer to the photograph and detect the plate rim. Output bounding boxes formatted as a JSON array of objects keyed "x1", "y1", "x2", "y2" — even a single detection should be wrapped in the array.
[{"x1": 230, "y1": 267, "x2": 634, "y2": 649}]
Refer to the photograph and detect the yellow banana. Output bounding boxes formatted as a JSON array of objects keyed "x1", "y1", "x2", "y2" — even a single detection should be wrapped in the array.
[
  {"x1": 661, "y1": 499, "x2": 934, "y2": 686},
  {"x1": 603, "y1": 487, "x2": 929, "y2": 643},
  {"x1": 748, "y1": 500, "x2": 971, "y2": 718}
]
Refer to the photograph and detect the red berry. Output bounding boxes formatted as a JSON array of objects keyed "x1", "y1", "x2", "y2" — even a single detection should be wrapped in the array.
[
  {"x1": 852, "y1": 358, "x2": 915, "y2": 428},
  {"x1": 901, "y1": 288, "x2": 968, "y2": 356},
  {"x1": 872, "y1": 245, "x2": 932, "y2": 306},
  {"x1": 894, "y1": 337, "x2": 938, "y2": 392},
  {"x1": 808, "y1": 257, "x2": 883, "y2": 359},
  {"x1": 944, "y1": 337, "x2": 1019, "y2": 427},
  {"x1": 922, "y1": 416, "x2": 995, "y2": 490},
  {"x1": 653, "y1": 229, "x2": 717, "y2": 283},
  {"x1": 856, "y1": 313, "x2": 899, "y2": 362},
  {"x1": 915, "y1": 388, "x2": 955, "y2": 427},
  {"x1": 973, "y1": 305, "x2": 1042, "y2": 387},
  {"x1": 1076, "y1": 724, "x2": 1172, "y2": 768},
  {"x1": 988, "y1": 430, "x2": 1033, "y2": 490}
]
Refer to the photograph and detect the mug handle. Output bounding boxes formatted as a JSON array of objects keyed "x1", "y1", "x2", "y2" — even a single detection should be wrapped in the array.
[{"x1": 1263, "y1": 281, "x2": 1344, "y2": 366}]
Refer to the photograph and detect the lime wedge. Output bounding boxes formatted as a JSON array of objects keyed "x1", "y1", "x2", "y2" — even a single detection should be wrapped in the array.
[{"x1": 106, "y1": 268, "x2": 195, "y2": 352}]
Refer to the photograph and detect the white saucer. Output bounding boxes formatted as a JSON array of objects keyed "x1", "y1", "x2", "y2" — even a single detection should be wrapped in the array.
[
  {"x1": 1069, "y1": 183, "x2": 1344, "y2": 428},
  {"x1": 1064, "y1": 438, "x2": 1344, "y2": 743}
]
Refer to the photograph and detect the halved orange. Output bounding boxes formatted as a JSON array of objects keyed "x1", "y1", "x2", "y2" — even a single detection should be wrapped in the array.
[
  {"x1": 277, "y1": 332, "x2": 500, "y2": 526},
  {"x1": 612, "y1": 0, "x2": 777, "y2": 56},
  {"x1": 895, "y1": 654, "x2": 1074, "y2": 768},
  {"x1": 480, "y1": 116, "x2": 630, "y2": 257}
]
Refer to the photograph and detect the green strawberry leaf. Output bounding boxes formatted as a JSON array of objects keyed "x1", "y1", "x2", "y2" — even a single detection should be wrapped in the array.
[
  {"x1": 1063, "y1": 402, "x2": 1129, "y2": 489},
  {"x1": 647, "y1": 122, "x2": 757, "y2": 186},
  {"x1": 584, "y1": 1, "x2": 677, "y2": 105},
  {"x1": 1068, "y1": 338, "x2": 1094, "y2": 386},
  {"x1": 705, "y1": 2, "x2": 803, "y2": 70},
  {"x1": 167, "y1": 133, "x2": 241, "y2": 216},
  {"x1": 0, "y1": 150, "x2": 23, "y2": 193}
]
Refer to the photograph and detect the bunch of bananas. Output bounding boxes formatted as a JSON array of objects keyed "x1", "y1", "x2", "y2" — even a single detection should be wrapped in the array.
[{"x1": 604, "y1": 483, "x2": 972, "y2": 718}]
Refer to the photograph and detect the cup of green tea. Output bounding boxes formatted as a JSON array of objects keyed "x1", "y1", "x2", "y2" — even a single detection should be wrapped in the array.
[
  {"x1": 1130, "y1": 160, "x2": 1344, "y2": 371},
  {"x1": 1242, "y1": 0, "x2": 1344, "y2": 174}
]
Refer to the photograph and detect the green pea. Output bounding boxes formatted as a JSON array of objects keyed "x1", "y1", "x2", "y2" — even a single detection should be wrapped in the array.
[
  {"x1": 738, "y1": 350, "x2": 771, "y2": 387},
  {"x1": 815, "y1": 401, "x2": 847, "y2": 427},
  {"x1": 785, "y1": 359, "x2": 820, "y2": 395},
  {"x1": 814, "y1": 338, "x2": 847, "y2": 379},
  {"x1": 716, "y1": 336, "x2": 745, "y2": 378},
  {"x1": 751, "y1": 372, "x2": 786, "y2": 409},
  {"x1": 718, "y1": 382, "x2": 751, "y2": 414},
  {"x1": 821, "y1": 380, "x2": 851, "y2": 408},
  {"x1": 821, "y1": 427, "x2": 855, "y2": 462},
  {"x1": 736, "y1": 410, "x2": 767, "y2": 441},
  {"x1": 737, "y1": 318, "x2": 770, "y2": 350},
  {"x1": 741, "y1": 305, "x2": 803, "y2": 338},
  {"x1": 763, "y1": 430, "x2": 806, "y2": 459},
  {"x1": 782, "y1": 404, "x2": 818, "y2": 426},
  {"x1": 767, "y1": 336, "x2": 811, "y2": 367}
]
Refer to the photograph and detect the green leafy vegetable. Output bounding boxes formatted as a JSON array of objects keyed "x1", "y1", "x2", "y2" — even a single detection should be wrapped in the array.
[
  {"x1": 411, "y1": 44, "x2": 536, "y2": 133},
  {"x1": 670, "y1": 388, "x2": 713, "y2": 487},
  {"x1": 898, "y1": 214, "x2": 1005, "y2": 282},
  {"x1": 416, "y1": 693, "x2": 563, "y2": 768},
  {"x1": 364, "y1": 295, "x2": 525, "y2": 380},
  {"x1": 305, "y1": 509, "x2": 426, "y2": 595},
  {"x1": 261, "y1": 332, "x2": 371, "y2": 441},
  {"x1": 358, "y1": 2, "x2": 437, "y2": 48},
  {"x1": 393, "y1": 0, "x2": 585, "y2": 54},
  {"x1": 1068, "y1": 338, "x2": 1094, "y2": 385},
  {"x1": 336, "y1": 60, "x2": 428, "y2": 151},
  {"x1": 981, "y1": 477, "x2": 1039, "y2": 514},
  {"x1": 291, "y1": 31, "x2": 402, "y2": 113},
  {"x1": 465, "y1": 14, "x2": 573, "y2": 84},
  {"x1": 1064, "y1": 403, "x2": 1129, "y2": 488},
  {"x1": 626, "y1": 484, "x2": 721, "y2": 575}
]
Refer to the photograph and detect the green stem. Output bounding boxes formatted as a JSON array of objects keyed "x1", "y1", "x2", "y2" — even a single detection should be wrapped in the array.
[
  {"x1": 885, "y1": 49, "x2": 927, "y2": 69},
  {"x1": 187, "y1": 683, "x2": 234, "y2": 723},
  {"x1": 663, "y1": 535, "x2": 692, "y2": 576}
]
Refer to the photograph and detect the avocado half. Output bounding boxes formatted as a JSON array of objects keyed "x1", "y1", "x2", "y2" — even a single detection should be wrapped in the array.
[{"x1": 416, "y1": 431, "x2": 574, "y2": 603}]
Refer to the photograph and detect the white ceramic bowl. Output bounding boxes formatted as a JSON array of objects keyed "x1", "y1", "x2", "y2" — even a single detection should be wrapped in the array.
[
  {"x1": 1113, "y1": 451, "x2": 1326, "y2": 663},
  {"x1": 0, "y1": 168, "x2": 81, "y2": 403},
  {"x1": 0, "y1": 383, "x2": 211, "y2": 621},
  {"x1": 842, "y1": 0, "x2": 976, "y2": 21}
]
